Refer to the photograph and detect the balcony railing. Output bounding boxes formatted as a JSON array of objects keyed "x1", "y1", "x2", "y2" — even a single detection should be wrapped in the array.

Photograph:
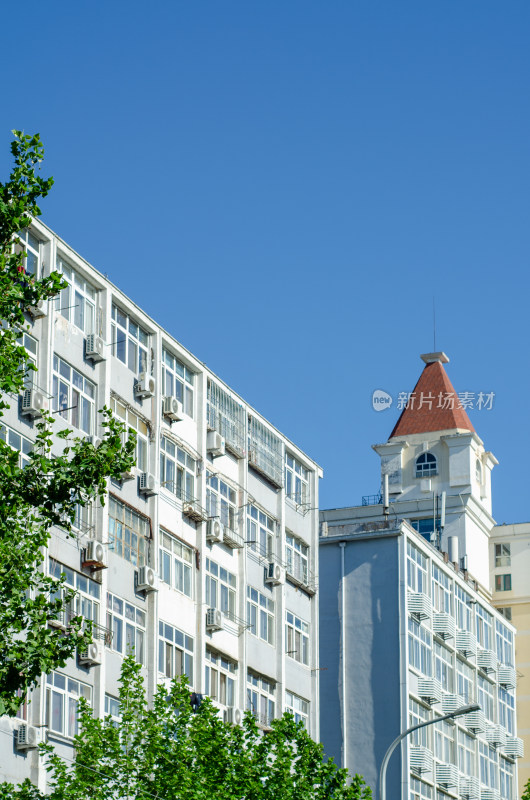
[
  {"x1": 285, "y1": 562, "x2": 317, "y2": 595},
  {"x1": 362, "y1": 493, "x2": 382, "y2": 506}
]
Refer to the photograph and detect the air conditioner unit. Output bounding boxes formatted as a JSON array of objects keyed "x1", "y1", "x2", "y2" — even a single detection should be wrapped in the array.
[
  {"x1": 456, "y1": 630, "x2": 477, "y2": 658},
  {"x1": 79, "y1": 641, "x2": 103, "y2": 666},
  {"x1": 28, "y1": 298, "x2": 47, "y2": 319},
  {"x1": 82, "y1": 541, "x2": 107, "y2": 569},
  {"x1": 408, "y1": 592, "x2": 432, "y2": 621},
  {"x1": 21, "y1": 388, "x2": 48, "y2": 417},
  {"x1": 163, "y1": 395, "x2": 183, "y2": 421},
  {"x1": 16, "y1": 724, "x2": 39, "y2": 750},
  {"x1": 265, "y1": 562, "x2": 285, "y2": 586},
  {"x1": 85, "y1": 334, "x2": 106, "y2": 362},
  {"x1": 137, "y1": 565, "x2": 157, "y2": 593},
  {"x1": 417, "y1": 678, "x2": 442, "y2": 706},
  {"x1": 459, "y1": 777, "x2": 480, "y2": 800},
  {"x1": 441, "y1": 694, "x2": 464, "y2": 714},
  {"x1": 409, "y1": 745, "x2": 433, "y2": 775},
  {"x1": 498, "y1": 665, "x2": 516, "y2": 689},
  {"x1": 224, "y1": 707, "x2": 244, "y2": 725},
  {"x1": 90, "y1": 435, "x2": 102, "y2": 448},
  {"x1": 207, "y1": 431, "x2": 225, "y2": 458},
  {"x1": 433, "y1": 612, "x2": 456, "y2": 640},
  {"x1": 465, "y1": 710, "x2": 486, "y2": 734},
  {"x1": 504, "y1": 736, "x2": 524, "y2": 758},
  {"x1": 135, "y1": 372, "x2": 155, "y2": 398},
  {"x1": 435, "y1": 763, "x2": 458, "y2": 788},
  {"x1": 205, "y1": 607, "x2": 224, "y2": 632},
  {"x1": 139, "y1": 472, "x2": 158, "y2": 496},
  {"x1": 480, "y1": 790, "x2": 500, "y2": 800},
  {"x1": 477, "y1": 648, "x2": 497, "y2": 674},
  {"x1": 206, "y1": 518, "x2": 223, "y2": 544},
  {"x1": 485, "y1": 725, "x2": 506, "y2": 748},
  {"x1": 183, "y1": 499, "x2": 206, "y2": 522}
]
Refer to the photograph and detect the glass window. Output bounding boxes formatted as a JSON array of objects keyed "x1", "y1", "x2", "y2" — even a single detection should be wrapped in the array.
[
  {"x1": 408, "y1": 617, "x2": 432, "y2": 676},
  {"x1": 206, "y1": 472, "x2": 237, "y2": 531},
  {"x1": 15, "y1": 228, "x2": 40, "y2": 276},
  {"x1": 104, "y1": 694, "x2": 121, "y2": 727},
  {"x1": 285, "y1": 690, "x2": 309, "y2": 729},
  {"x1": 455, "y1": 585, "x2": 472, "y2": 632},
  {"x1": 158, "y1": 620, "x2": 193, "y2": 684},
  {"x1": 407, "y1": 542, "x2": 428, "y2": 594},
  {"x1": 409, "y1": 698, "x2": 430, "y2": 747},
  {"x1": 205, "y1": 648, "x2": 236, "y2": 708},
  {"x1": 108, "y1": 496, "x2": 149, "y2": 567},
  {"x1": 498, "y1": 607, "x2": 512, "y2": 622},
  {"x1": 498, "y1": 687, "x2": 515, "y2": 735},
  {"x1": 410, "y1": 777, "x2": 432, "y2": 800},
  {"x1": 495, "y1": 574, "x2": 512, "y2": 592},
  {"x1": 284, "y1": 453, "x2": 310, "y2": 506},
  {"x1": 416, "y1": 452, "x2": 437, "y2": 477},
  {"x1": 106, "y1": 592, "x2": 146, "y2": 664},
  {"x1": 111, "y1": 304, "x2": 148, "y2": 373},
  {"x1": 158, "y1": 530, "x2": 193, "y2": 597},
  {"x1": 476, "y1": 605, "x2": 493, "y2": 650},
  {"x1": 110, "y1": 397, "x2": 149, "y2": 472},
  {"x1": 160, "y1": 436, "x2": 196, "y2": 501},
  {"x1": 52, "y1": 354, "x2": 95, "y2": 435},
  {"x1": 49, "y1": 558, "x2": 100, "y2": 627},
  {"x1": 162, "y1": 348, "x2": 194, "y2": 417},
  {"x1": 46, "y1": 672, "x2": 91, "y2": 738},
  {"x1": 477, "y1": 675, "x2": 494, "y2": 722},
  {"x1": 247, "y1": 586, "x2": 274, "y2": 644},
  {"x1": 434, "y1": 717, "x2": 455, "y2": 763},
  {"x1": 479, "y1": 741, "x2": 498, "y2": 789},
  {"x1": 434, "y1": 642, "x2": 453, "y2": 693},
  {"x1": 247, "y1": 670, "x2": 275, "y2": 728},
  {"x1": 246, "y1": 503, "x2": 275, "y2": 558},
  {"x1": 207, "y1": 379, "x2": 246, "y2": 456},
  {"x1": 55, "y1": 257, "x2": 97, "y2": 334},
  {"x1": 0, "y1": 423, "x2": 33, "y2": 468},
  {"x1": 456, "y1": 658, "x2": 474, "y2": 704},
  {"x1": 285, "y1": 532, "x2": 309, "y2": 585},
  {"x1": 458, "y1": 729, "x2": 476, "y2": 777},
  {"x1": 496, "y1": 620, "x2": 514, "y2": 666},
  {"x1": 432, "y1": 565, "x2": 452, "y2": 614},
  {"x1": 495, "y1": 543, "x2": 510, "y2": 568},
  {"x1": 19, "y1": 331, "x2": 38, "y2": 389},
  {"x1": 206, "y1": 558, "x2": 236, "y2": 620},
  {"x1": 248, "y1": 416, "x2": 283, "y2": 487},
  {"x1": 500, "y1": 756, "x2": 514, "y2": 800},
  {"x1": 285, "y1": 610, "x2": 309, "y2": 665}
]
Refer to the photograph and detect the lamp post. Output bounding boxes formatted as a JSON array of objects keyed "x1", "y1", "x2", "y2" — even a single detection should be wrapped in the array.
[{"x1": 378, "y1": 703, "x2": 481, "y2": 800}]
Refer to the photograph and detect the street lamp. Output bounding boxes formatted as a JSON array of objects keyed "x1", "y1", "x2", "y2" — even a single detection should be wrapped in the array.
[{"x1": 379, "y1": 703, "x2": 481, "y2": 800}]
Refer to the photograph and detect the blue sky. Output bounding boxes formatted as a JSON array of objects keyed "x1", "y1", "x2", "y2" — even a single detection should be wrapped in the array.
[{"x1": 2, "y1": 1, "x2": 529, "y2": 522}]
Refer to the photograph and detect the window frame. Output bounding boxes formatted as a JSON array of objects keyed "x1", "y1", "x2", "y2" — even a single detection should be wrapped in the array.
[
  {"x1": 158, "y1": 529, "x2": 193, "y2": 598},
  {"x1": 108, "y1": 496, "x2": 150, "y2": 568},
  {"x1": 55, "y1": 256, "x2": 97, "y2": 334},
  {"x1": 106, "y1": 592, "x2": 146, "y2": 664},
  {"x1": 415, "y1": 452, "x2": 437, "y2": 477},
  {"x1": 247, "y1": 670, "x2": 275, "y2": 728},
  {"x1": 206, "y1": 557, "x2": 237, "y2": 620},
  {"x1": 111, "y1": 303, "x2": 149, "y2": 374},
  {"x1": 52, "y1": 354, "x2": 95, "y2": 435},
  {"x1": 247, "y1": 586, "x2": 275, "y2": 644},
  {"x1": 158, "y1": 620, "x2": 194, "y2": 684},
  {"x1": 46, "y1": 672, "x2": 92, "y2": 739},
  {"x1": 284, "y1": 453, "x2": 310, "y2": 506},
  {"x1": 162, "y1": 347, "x2": 194, "y2": 418},
  {"x1": 285, "y1": 610, "x2": 309, "y2": 665},
  {"x1": 110, "y1": 397, "x2": 149, "y2": 473},
  {"x1": 205, "y1": 648, "x2": 236, "y2": 708},
  {"x1": 160, "y1": 435, "x2": 196, "y2": 501},
  {"x1": 246, "y1": 503, "x2": 275, "y2": 558}
]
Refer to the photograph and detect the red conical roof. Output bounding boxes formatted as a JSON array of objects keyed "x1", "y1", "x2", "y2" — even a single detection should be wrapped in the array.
[{"x1": 389, "y1": 353, "x2": 474, "y2": 439}]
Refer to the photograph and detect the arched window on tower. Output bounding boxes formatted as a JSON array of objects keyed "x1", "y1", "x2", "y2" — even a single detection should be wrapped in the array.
[{"x1": 415, "y1": 452, "x2": 437, "y2": 478}]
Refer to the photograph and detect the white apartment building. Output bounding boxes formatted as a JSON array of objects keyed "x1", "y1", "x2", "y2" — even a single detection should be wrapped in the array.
[
  {"x1": 319, "y1": 353, "x2": 523, "y2": 800},
  {"x1": 0, "y1": 219, "x2": 321, "y2": 789}
]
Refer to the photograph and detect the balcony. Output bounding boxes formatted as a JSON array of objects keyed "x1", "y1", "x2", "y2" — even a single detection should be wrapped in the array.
[
  {"x1": 182, "y1": 498, "x2": 208, "y2": 523},
  {"x1": 459, "y1": 777, "x2": 480, "y2": 800},
  {"x1": 223, "y1": 526, "x2": 245, "y2": 549},
  {"x1": 409, "y1": 746, "x2": 433, "y2": 775},
  {"x1": 408, "y1": 592, "x2": 432, "y2": 621},
  {"x1": 433, "y1": 612, "x2": 456, "y2": 641},
  {"x1": 504, "y1": 736, "x2": 524, "y2": 759},
  {"x1": 417, "y1": 678, "x2": 442, "y2": 706},
  {"x1": 477, "y1": 648, "x2": 497, "y2": 674},
  {"x1": 498, "y1": 665, "x2": 516, "y2": 689},
  {"x1": 456, "y1": 631, "x2": 477, "y2": 659},
  {"x1": 285, "y1": 561, "x2": 317, "y2": 596},
  {"x1": 435, "y1": 763, "x2": 458, "y2": 789}
]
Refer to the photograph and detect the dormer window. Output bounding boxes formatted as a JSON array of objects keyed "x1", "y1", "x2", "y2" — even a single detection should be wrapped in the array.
[{"x1": 415, "y1": 452, "x2": 437, "y2": 478}]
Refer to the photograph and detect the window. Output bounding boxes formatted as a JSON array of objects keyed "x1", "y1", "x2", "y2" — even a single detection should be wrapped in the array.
[
  {"x1": 495, "y1": 543, "x2": 511, "y2": 567},
  {"x1": 160, "y1": 436, "x2": 196, "y2": 501},
  {"x1": 104, "y1": 694, "x2": 121, "y2": 727},
  {"x1": 246, "y1": 503, "x2": 275, "y2": 558},
  {"x1": 248, "y1": 416, "x2": 283, "y2": 487},
  {"x1": 207, "y1": 380, "x2": 246, "y2": 456},
  {"x1": 20, "y1": 331, "x2": 37, "y2": 388},
  {"x1": 477, "y1": 675, "x2": 494, "y2": 722},
  {"x1": 479, "y1": 741, "x2": 498, "y2": 789},
  {"x1": 46, "y1": 672, "x2": 91, "y2": 738},
  {"x1": 416, "y1": 452, "x2": 437, "y2": 477},
  {"x1": 476, "y1": 459, "x2": 482, "y2": 484},
  {"x1": 407, "y1": 542, "x2": 428, "y2": 594},
  {"x1": 247, "y1": 586, "x2": 274, "y2": 644},
  {"x1": 434, "y1": 717, "x2": 455, "y2": 763},
  {"x1": 285, "y1": 691, "x2": 309, "y2": 729},
  {"x1": 247, "y1": 671, "x2": 275, "y2": 728},
  {"x1": 158, "y1": 621, "x2": 193, "y2": 684},
  {"x1": 49, "y1": 558, "x2": 101, "y2": 627},
  {"x1": 55, "y1": 257, "x2": 96, "y2": 334},
  {"x1": 410, "y1": 777, "x2": 432, "y2": 800},
  {"x1": 408, "y1": 617, "x2": 432, "y2": 675},
  {"x1": 111, "y1": 304, "x2": 148, "y2": 373},
  {"x1": 108, "y1": 496, "x2": 149, "y2": 567},
  {"x1": 285, "y1": 611, "x2": 309, "y2": 665},
  {"x1": 432, "y1": 565, "x2": 452, "y2": 614},
  {"x1": 458, "y1": 729, "x2": 476, "y2": 776},
  {"x1": 206, "y1": 558, "x2": 236, "y2": 620},
  {"x1": 456, "y1": 658, "x2": 474, "y2": 704},
  {"x1": 106, "y1": 593, "x2": 146, "y2": 664},
  {"x1": 495, "y1": 574, "x2": 512, "y2": 592},
  {"x1": 498, "y1": 687, "x2": 515, "y2": 735},
  {"x1": 496, "y1": 620, "x2": 514, "y2": 666},
  {"x1": 0, "y1": 423, "x2": 32, "y2": 468},
  {"x1": 162, "y1": 348, "x2": 194, "y2": 417},
  {"x1": 409, "y1": 698, "x2": 430, "y2": 747},
  {"x1": 455, "y1": 585, "x2": 472, "y2": 632},
  {"x1": 499, "y1": 756, "x2": 514, "y2": 800},
  {"x1": 52, "y1": 355, "x2": 95, "y2": 435},
  {"x1": 285, "y1": 532, "x2": 309, "y2": 585},
  {"x1": 206, "y1": 472, "x2": 237, "y2": 531},
  {"x1": 158, "y1": 530, "x2": 193, "y2": 597},
  {"x1": 205, "y1": 648, "x2": 236, "y2": 707},
  {"x1": 110, "y1": 397, "x2": 148, "y2": 472},
  {"x1": 498, "y1": 607, "x2": 512, "y2": 622},
  {"x1": 410, "y1": 518, "x2": 436, "y2": 543},
  {"x1": 285, "y1": 453, "x2": 310, "y2": 505},
  {"x1": 15, "y1": 228, "x2": 40, "y2": 275},
  {"x1": 434, "y1": 642, "x2": 453, "y2": 693},
  {"x1": 476, "y1": 605, "x2": 493, "y2": 650}
]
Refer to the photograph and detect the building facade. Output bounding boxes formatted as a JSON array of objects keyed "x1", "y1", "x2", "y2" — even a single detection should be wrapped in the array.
[
  {"x1": 490, "y1": 522, "x2": 530, "y2": 795},
  {"x1": 0, "y1": 219, "x2": 321, "y2": 788},
  {"x1": 319, "y1": 353, "x2": 522, "y2": 800}
]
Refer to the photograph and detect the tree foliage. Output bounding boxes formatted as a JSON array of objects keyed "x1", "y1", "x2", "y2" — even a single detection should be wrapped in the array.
[
  {"x1": 0, "y1": 656, "x2": 372, "y2": 800},
  {"x1": 0, "y1": 131, "x2": 135, "y2": 716}
]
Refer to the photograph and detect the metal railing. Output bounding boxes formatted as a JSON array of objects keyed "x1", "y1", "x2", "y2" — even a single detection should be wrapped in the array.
[{"x1": 362, "y1": 493, "x2": 382, "y2": 506}]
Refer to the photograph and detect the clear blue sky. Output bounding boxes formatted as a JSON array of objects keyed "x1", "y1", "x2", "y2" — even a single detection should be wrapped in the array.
[{"x1": 2, "y1": 1, "x2": 529, "y2": 523}]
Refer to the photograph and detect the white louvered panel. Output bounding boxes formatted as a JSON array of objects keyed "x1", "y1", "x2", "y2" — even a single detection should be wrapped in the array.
[
  {"x1": 441, "y1": 693, "x2": 464, "y2": 713},
  {"x1": 504, "y1": 736, "x2": 524, "y2": 758},
  {"x1": 456, "y1": 630, "x2": 477, "y2": 658},
  {"x1": 408, "y1": 592, "x2": 432, "y2": 621},
  {"x1": 465, "y1": 710, "x2": 485, "y2": 734},
  {"x1": 417, "y1": 678, "x2": 442, "y2": 705},
  {"x1": 497, "y1": 665, "x2": 516, "y2": 689},
  {"x1": 485, "y1": 725, "x2": 506, "y2": 748},
  {"x1": 435, "y1": 763, "x2": 458, "y2": 788},
  {"x1": 410, "y1": 745, "x2": 433, "y2": 775},
  {"x1": 477, "y1": 649, "x2": 497, "y2": 674},
  {"x1": 433, "y1": 612, "x2": 456, "y2": 640},
  {"x1": 460, "y1": 777, "x2": 480, "y2": 800}
]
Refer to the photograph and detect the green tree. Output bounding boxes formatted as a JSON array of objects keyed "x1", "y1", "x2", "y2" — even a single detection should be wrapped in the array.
[
  {"x1": 0, "y1": 131, "x2": 135, "y2": 716},
  {"x1": 0, "y1": 655, "x2": 372, "y2": 800},
  {"x1": 522, "y1": 778, "x2": 530, "y2": 800}
]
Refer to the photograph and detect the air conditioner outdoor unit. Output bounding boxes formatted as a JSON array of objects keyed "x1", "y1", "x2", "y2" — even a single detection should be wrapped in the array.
[
  {"x1": 417, "y1": 678, "x2": 442, "y2": 706},
  {"x1": 485, "y1": 725, "x2": 506, "y2": 748},
  {"x1": 207, "y1": 431, "x2": 225, "y2": 458},
  {"x1": 205, "y1": 607, "x2": 224, "y2": 632},
  {"x1": 409, "y1": 745, "x2": 433, "y2": 775},
  {"x1": 163, "y1": 395, "x2": 183, "y2": 421},
  {"x1": 433, "y1": 612, "x2": 456, "y2": 640},
  {"x1": 435, "y1": 763, "x2": 458, "y2": 788},
  {"x1": 16, "y1": 724, "x2": 39, "y2": 750},
  {"x1": 456, "y1": 630, "x2": 477, "y2": 658},
  {"x1": 183, "y1": 499, "x2": 206, "y2": 522},
  {"x1": 135, "y1": 372, "x2": 156, "y2": 398},
  {"x1": 477, "y1": 648, "x2": 497, "y2": 674},
  {"x1": 139, "y1": 472, "x2": 158, "y2": 496},
  {"x1": 90, "y1": 435, "x2": 102, "y2": 448},
  {"x1": 206, "y1": 518, "x2": 223, "y2": 544},
  {"x1": 82, "y1": 541, "x2": 107, "y2": 569},
  {"x1": 85, "y1": 334, "x2": 106, "y2": 362},
  {"x1": 28, "y1": 298, "x2": 47, "y2": 319},
  {"x1": 465, "y1": 710, "x2": 486, "y2": 734},
  {"x1": 504, "y1": 736, "x2": 524, "y2": 758},
  {"x1": 265, "y1": 562, "x2": 285, "y2": 586},
  {"x1": 498, "y1": 665, "x2": 516, "y2": 689},
  {"x1": 79, "y1": 641, "x2": 103, "y2": 667},
  {"x1": 408, "y1": 592, "x2": 432, "y2": 621},
  {"x1": 224, "y1": 707, "x2": 244, "y2": 725},
  {"x1": 21, "y1": 388, "x2": 48, "y2": 417},
  {"x1": 441, "y1": 694, "x2": 464, "y2": 714},
  {"x1": 459, "y1": 777, "x2": 480, "y2": 800},
  {"x1": 137, "y1": 565, "x2": 157, "y2": 593},
  {"x1": 480, "y1": 790, "x2": 500, "y2": 800}
]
